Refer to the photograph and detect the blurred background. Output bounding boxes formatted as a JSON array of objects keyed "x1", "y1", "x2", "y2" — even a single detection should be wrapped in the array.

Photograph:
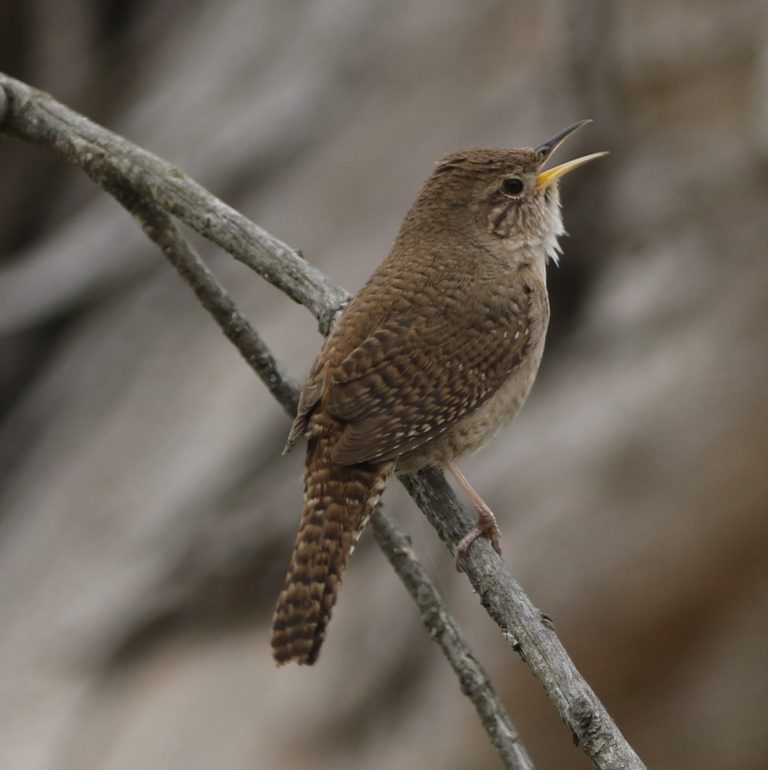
[{"x1": 1, "y1": 1, "x2": 767, "y2": 768}]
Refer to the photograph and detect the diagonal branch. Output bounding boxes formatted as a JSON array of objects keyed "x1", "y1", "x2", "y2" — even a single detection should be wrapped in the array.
[
  {"x1": 371, "y1": 508, "x2": 535, "y2": 770},
  {"x1": 400, "y1": 469, "x2": 639, "y2": 768},
  {"x1": 106, "y1": 186, "x2": 300, "y2": 417},
  {"x1": 0, "y1": 71, "x2": 645, "y2": 770}
]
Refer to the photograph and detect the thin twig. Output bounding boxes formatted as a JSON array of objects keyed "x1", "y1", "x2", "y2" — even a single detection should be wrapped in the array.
[
  {"x1": 371, "y1": 509, "x2": 535, "y2": 770},
  {"x1": 109, "y1": 187, "x2": 534, "y2": 770},
  {"x1": 107, "y1": 187, "x2": 299, "y2": 417},
  {"x1": 0, "y1": 70, "x2": 646, "y2": 770}
]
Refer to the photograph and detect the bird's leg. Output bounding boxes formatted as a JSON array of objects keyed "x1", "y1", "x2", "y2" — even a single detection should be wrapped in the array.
[{"x1": 445, "y1": 461, "x2": 502, "y2": 569}]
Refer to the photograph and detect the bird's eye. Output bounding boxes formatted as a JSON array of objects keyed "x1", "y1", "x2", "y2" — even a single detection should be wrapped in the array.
[{"x1": 501, "y1": 177, "x2": 524, "y2": 197}]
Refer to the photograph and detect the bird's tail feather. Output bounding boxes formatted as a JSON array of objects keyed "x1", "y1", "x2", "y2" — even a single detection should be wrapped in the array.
[{"x1": 271, "y1": 414, "x2": 392, "y2": 665}]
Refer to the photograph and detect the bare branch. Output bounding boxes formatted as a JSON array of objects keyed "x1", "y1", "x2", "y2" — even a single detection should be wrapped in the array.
[
  {"x1": 0, "y1": 70, "x2": 646, "y2": 770},
  {"x1": 371, "y1": 509, "x2": 535, "y2": 770},
  {"x1": 110, "y1": 188, "x2": 299, "y2": 417},
  {"x1": 400, "y1": 469, "x2": 643, "y2": 770}
]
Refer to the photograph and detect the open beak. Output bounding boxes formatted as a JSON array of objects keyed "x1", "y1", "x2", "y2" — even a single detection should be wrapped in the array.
[
  {"x1": 534, "y1": 120, "x2": 608, "y2": 190},
  {"x1": 536, "y1": 152, "x2": 608, "y2": 189}
]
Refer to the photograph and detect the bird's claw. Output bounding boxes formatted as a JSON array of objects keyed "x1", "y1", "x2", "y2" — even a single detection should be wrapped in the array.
[{"x1": 455, "y1": 509, "x2": 502, "y2": 571}]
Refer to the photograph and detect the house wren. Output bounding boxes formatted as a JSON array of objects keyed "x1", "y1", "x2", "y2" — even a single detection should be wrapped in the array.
[{"x1": 272, "y1": 121, "x2": 606, "y2": 665}]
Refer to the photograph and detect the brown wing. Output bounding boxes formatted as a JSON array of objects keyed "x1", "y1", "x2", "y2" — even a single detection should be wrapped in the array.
[
  {"x1": 282, "y1": 355, "x2": 324, "y2": 455},
  {"x1": 325, "y1": 279, "x2": 537, "y2": 465}
]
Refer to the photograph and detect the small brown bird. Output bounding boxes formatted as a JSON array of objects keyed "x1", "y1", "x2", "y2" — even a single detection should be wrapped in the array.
[{"x1": 272, "y1": 121, "x2": 606, "y2": 665}]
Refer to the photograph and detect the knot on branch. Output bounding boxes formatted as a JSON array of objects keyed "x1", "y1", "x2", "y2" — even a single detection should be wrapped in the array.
[
  {"x1": 318, "y1": 299, "x2": 350, "y2": 337},
  {"x1": 571, "y1": 696, "x2": 605, "y2": 749}
]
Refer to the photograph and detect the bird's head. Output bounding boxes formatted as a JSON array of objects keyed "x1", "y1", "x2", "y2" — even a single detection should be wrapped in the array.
[{"x1": 420, "y1": 120, "x2": 607, "y2": 265}]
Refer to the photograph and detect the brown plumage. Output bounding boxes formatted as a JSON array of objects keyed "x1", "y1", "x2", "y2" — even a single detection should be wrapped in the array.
[
  {"x1": 272, "y1": 122, "x2": 606, "y2": 665},
  {"x1": 271, "y1": 411, "x2": 392, "y2": 665}
]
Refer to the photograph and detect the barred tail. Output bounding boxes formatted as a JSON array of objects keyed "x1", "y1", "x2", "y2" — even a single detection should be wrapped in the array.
[{"x1": 271, "y1": 414, "x2": 392, "y2": 665}]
